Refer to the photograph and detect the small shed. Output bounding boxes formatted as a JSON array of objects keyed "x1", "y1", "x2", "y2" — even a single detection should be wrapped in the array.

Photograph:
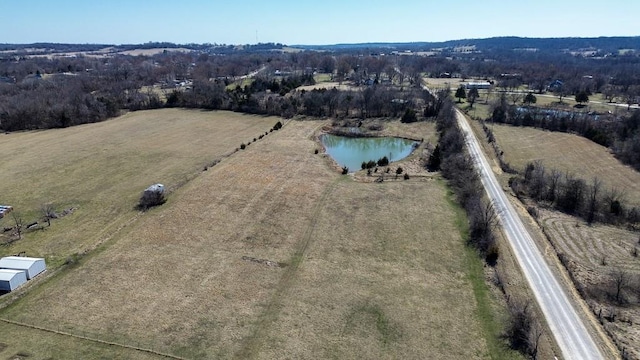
[
  {"x1": 0, "y1": 256, "x2": 46, "y2": 279},
  {"x1": 0, "y1": 269, "x2": 27, "y2": 292}
]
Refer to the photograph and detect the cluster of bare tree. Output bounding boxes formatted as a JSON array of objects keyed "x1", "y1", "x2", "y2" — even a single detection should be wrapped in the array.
[
  {"x1": 490, "y1": 93, "x2": 613, "y2": 143},
  {"x1": 0, "y1": 50, "x2": 273, "y2": 131},
  {"x1": 510, "y1": 160, "x2": 640, "y2": 227},
  {"x1": 431, "y1": 92, "x2": 499, "y2": 263},
  {"x1": 503, "y1": 299, "x2": 544, "y2": 359},
  {"x1": 1, "y1": 47, "x2": 440, "y2": 131},
  {"x1": 490, "y1": 94, "x2": 640, "y2": 171},
  {"x1": 163, "y1": 76, "x2": 425, "y2": 119},
  {"x1": 3, "y1": 37, "x2": 639, "y2": 133}
]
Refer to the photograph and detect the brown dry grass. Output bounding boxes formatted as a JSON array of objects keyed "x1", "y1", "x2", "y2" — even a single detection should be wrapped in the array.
[
  {"x1": 0, "y1": 119, "x2": 499, "y2": 359},
  {"x1": 252, "y1": 179, "x2": 489, "y2": 359},
  {"x1": 0, "y1": 321, "x2": 163, "y2": 359},
  {"x1": 0, "y1": 109, "x2": 279, "y2": 266},
  {"x1": 489, "y1": 123, "x2": 640, "y2": 206},
  {"x1": 537, "y1": 209, "x2": 640, "y2": 359}
]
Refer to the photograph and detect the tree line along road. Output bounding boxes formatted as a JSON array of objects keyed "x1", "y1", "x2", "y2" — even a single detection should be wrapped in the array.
[{"x1": 454, "y1": 108, "x2": 605, "y2": 360}]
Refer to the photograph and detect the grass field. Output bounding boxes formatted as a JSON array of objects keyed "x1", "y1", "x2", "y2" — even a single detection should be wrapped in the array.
[
  {"x1": 313, "y1": 73, "x2": 332, "y2": 83},
  {"x1": 488, "y1": 123, "x2": 640, "y2": 206},
  {"x1": 0, "y1": 109, "x2": 279, "y2": 266},
  {"x1": 0, "y1": 116, "x2": 510, "y2": 359}
]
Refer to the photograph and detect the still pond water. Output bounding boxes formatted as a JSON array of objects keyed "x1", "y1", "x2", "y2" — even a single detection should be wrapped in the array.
[{"x1": 321, "y1": 134, "x2": 418, "y2": 172}]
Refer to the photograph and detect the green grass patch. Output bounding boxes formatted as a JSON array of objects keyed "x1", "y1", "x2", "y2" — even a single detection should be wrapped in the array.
[
  {"x1": 344, "y1": 303, "x2": 402, "y2": 346},
  {"x1": 226, "y1": 78, "x2": 255, "y2": 90},
  {"x1": 314, "y1": 73, "x2": 332, "y2": 83},
  {"x1": 445, "y1": 186, "x2": 523, "y2": 360}
]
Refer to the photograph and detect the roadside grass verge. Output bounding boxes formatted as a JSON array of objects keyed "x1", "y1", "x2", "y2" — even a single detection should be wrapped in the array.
[{"x1": 445, "y1": 187, "x2": 522, "y2": 360}]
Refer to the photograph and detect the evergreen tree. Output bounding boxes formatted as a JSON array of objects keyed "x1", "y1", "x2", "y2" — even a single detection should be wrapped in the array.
[
  {"x1": 523, "y1": 92, "x2": 537, "y2": 105},
  {"x1": 455, "y1": 86, "x2": 466, "y2": 103}
]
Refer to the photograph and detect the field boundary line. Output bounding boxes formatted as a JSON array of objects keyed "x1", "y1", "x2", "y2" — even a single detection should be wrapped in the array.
[{"x1": 0, "y1": 318, "x2": 185, "y2": 359}]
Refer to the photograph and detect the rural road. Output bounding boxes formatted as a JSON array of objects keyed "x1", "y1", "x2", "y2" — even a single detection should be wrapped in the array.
[{"x1": 455, "y1": 109, "x2": 605, "y2": 360}]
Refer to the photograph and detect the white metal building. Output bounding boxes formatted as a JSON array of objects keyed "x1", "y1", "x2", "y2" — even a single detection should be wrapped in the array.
[
  {"x1": 0, "y1": 256, "x2": 46, "y2": 279},
  {"x1": 465, "y1": 81, "x2": 491, "y2": 89},
  {"x1": 0, "y1": 269, "x2": 27, "y2": 291}
]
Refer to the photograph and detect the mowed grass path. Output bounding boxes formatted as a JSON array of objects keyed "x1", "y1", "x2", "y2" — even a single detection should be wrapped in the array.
[
  {"x1": 490, "y1": 123, "x2": 640, "y2": 206},
  {"x1": 0, "y1": 119, "x2": 493, "y2": 359},
  {"x1": 0, "y1": 109, "x2": 278, "y2": 265}
]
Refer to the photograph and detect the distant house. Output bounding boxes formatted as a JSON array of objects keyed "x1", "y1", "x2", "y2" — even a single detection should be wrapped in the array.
[
  {"x1": 0, "y1": 269, "x2": 27, "y2": 292},
  {"x1": 465, "y1": 82, "x2": 491, "y2": 90},
  {"x1": 548, "y1": 79, "x2": 564, "y2": 91},
  {"x1": 0, "y1": 256, "x2": 46, "y2": 280}
]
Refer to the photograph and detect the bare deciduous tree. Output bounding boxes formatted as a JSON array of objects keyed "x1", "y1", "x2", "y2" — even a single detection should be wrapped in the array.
[
  {"x1": 11, "y1": 212, "x2": 24, "y2": 239},
  {"x1": 40, "y1": 203, "x2": 56, "y2": 227},
  {"x1": 467, "y1": 87, "x2": 479, "y2": 108},
  {"x1": 546, "y1": 168, "x2": 562, "y2": 202},
  {"x1": 528, "y1": 322, "x2": 544, "y2": 360},
  {"x1": 586, "y1": 177, "x2": 602, "y2": 224},
  {"x1": 610, "y1": 267, "x2": 631, "y2": 304},
  {"x1": 604, "y1": 187, "x2": 625, "y2": 218},
  {"x1": 508, "y1": 91, "x2": 522, "y2": 105}
]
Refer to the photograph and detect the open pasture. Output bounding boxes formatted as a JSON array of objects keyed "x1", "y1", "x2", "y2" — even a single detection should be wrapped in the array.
[
  {"x1": 0, "y1": 119, "x2": 499, "y2": 359},
  {"x1": 489, "y1": 123, "x2": 640, "y2": 206},
  {"x1": 0, "y1": 109, "x2": 279, "y2": 265}
]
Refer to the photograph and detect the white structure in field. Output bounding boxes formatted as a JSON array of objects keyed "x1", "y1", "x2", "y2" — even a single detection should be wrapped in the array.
[
  {"x1": 0, "y1": 269, "x2": 27, "y2": 291},
  {"x1": 0, "y1": 256, "x2": 46, "y2": 279},
  {"x1": 145, "y1": 184, "x2": 165, "y2": 194},
  {"x1": 465, "y1": 81, "x2": 491, "y2": 89}
]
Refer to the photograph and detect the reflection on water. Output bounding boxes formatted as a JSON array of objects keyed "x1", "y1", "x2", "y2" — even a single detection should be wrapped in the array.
[{"x1": 321, "y1": 134, "x2": 418, "y2": 172}]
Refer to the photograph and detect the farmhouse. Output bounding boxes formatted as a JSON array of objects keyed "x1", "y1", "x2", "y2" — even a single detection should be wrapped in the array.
[
  {"x1": 0, "y1": 256, "x2": 46, "y2": 279},
  {"x1": 0, "y1": 269, "x2": 27, "y2": 292}
]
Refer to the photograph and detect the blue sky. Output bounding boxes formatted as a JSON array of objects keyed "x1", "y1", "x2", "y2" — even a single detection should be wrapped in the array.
[{"x1": 2, "y1": 0, "x2": 639, "y2": 45}]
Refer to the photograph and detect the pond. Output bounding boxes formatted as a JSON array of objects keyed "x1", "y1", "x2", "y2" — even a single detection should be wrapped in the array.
[{"x1": 320, "y1": 134, "x2": 418, "y2": 172}]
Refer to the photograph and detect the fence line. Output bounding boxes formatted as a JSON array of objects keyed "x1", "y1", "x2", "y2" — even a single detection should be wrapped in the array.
[{"x1": 0, "y1": 318, "x2": 186, "y2": 359}]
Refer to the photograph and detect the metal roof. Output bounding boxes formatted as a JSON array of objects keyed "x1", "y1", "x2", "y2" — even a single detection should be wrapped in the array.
[
  {"x1": 0, "y1": 256, "x2": 43, "y2": 268},
  {"x1": 0, "y1": 269, "x2": 26, "y2": 281}
]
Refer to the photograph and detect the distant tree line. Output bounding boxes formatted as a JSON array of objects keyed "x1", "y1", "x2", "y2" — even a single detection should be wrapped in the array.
[
  {"x1": 3, "y1": 40, "x2": 640, "y2": 134},
  {"x1": 0, "y1": 50, "x2": 436, "y2": 131}
]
